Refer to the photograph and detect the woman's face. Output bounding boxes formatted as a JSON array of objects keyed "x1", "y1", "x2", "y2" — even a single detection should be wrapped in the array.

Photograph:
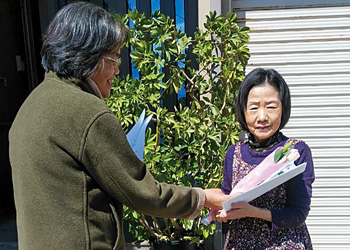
[
  {"x1": 91, "y1": 48, "x2": 121, "y2": 98},
  {"x1": 244, "y1": 83, "x2": 282, "y2": 142}
]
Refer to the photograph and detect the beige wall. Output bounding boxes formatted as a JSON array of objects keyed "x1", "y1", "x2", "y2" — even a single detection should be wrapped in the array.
[{"x1": 198, "y1": 0, "x2": 221, "y2": 30}]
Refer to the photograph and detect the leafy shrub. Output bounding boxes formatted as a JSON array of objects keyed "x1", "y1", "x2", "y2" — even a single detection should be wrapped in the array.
[{"x1": 106, "y1": 9, "x2": 250, "y2": 244}]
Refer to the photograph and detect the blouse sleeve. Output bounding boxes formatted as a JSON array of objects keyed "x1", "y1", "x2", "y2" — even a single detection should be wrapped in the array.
[
  {"x1": 221, "y1": 145, "x2": 235, "y2": 195},
  {"x1": 270, "y1": 141, "x2": 315, "y2": 230}
]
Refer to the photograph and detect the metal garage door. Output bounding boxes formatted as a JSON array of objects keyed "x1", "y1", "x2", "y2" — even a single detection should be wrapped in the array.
[{"x1": 231, "y1": 0, "x2": 350, "y2": 249}]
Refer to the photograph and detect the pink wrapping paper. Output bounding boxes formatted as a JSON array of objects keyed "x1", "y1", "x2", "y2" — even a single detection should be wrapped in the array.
[
  {"x1": 204, "y1": 145, "x2": 299, "y2": 225},
  {"x1": 230, "y1": 146, "x2": 295, "y2": 195}
]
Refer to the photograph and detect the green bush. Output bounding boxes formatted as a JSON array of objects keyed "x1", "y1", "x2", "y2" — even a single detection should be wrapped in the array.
[{"x1": 106, "y1": 9, "x2": 250, "y2": 245}]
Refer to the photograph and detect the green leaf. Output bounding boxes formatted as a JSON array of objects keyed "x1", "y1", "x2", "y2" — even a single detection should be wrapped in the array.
[
  {"x1": 210, "y1": 105, "x2": 220, "y2": 116},
  {"x1": 274, "y1": 149, "x2": 283, "y2": 163},
  {"x1": 275, "y1": 141, "x2": 293, "y2": 163},
  {"x1": 203, "y1": 229, "x2": 209, "y2": 238},
  {"x1": 132, "y1": 211, "x2": 139, "y2": 219},
  {"x1": 283, "y1": 140, "x2": 293, "y2": 152}
]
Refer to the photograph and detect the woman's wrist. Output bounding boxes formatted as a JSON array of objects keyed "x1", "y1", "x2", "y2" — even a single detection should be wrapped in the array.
[{"x1": 252, "y1": 207, "x2": 272, "y2": 222}]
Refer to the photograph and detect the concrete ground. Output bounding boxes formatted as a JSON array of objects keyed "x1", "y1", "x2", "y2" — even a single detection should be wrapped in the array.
[
  {"x1": 0, "y1": 214, "x2": 18, "y2": 250},
  {"x1": 126, "y1": 241, "x2": 153, "y2": 249}
]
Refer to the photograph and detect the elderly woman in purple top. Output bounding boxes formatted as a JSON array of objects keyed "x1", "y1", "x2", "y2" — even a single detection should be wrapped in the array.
[{"x1": 212, "y1": 68, "x2": 315, "y2": 249}]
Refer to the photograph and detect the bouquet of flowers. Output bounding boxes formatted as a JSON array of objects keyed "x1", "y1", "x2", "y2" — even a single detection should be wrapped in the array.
[
  {"x1": 202, "y1": 141, "x2": 305, "y2": 225},
  {"x1": 230, "y1": 141, "x2": 300, "y2": 194}
]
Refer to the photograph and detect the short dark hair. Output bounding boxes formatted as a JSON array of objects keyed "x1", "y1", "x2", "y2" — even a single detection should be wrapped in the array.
[
  {"x1": 41, "y1": 1, "x2": 129, "y2": 79},
  {"x1": 236, "y1": 68, "x2": 291, "y2": 131}
]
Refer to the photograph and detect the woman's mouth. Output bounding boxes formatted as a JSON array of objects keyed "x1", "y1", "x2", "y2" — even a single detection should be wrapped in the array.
[{"x1": 257, "y1": 126, "x2": 270, "y2": 131}]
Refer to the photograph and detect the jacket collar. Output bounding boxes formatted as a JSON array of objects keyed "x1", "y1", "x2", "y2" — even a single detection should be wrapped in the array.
[{"x1": 45, "y1": 71, "x2": 98, "y2": 98}]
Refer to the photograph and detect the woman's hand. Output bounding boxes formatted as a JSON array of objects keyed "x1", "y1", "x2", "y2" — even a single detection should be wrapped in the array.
[
  {"x1": 203, "y1": 189, "x2": 241, "y2": 210},
  {"x1": 203, "y1": 188, "x2": 228, "y2": 210},
  {"x1": 214, "y1": 202, "x2": 272, "y2": 223}
]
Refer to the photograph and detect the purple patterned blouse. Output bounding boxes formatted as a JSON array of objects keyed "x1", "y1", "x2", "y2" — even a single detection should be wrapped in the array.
[{"x1": 221, "y1": 135, "x2": 315, "y2": 249}]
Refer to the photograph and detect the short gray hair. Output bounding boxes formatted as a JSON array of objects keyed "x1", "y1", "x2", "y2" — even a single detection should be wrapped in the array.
[{"x1": 41, "y1": 1, "x2": 129, "y2": 79}]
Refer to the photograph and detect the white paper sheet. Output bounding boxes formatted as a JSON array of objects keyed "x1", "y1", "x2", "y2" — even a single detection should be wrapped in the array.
[
  {"x1": 222, "y1": 162, "x2": 307, "y2": 211},
  {"x1": 126, "y1": 109, "x2": 153, "y2": 161}
]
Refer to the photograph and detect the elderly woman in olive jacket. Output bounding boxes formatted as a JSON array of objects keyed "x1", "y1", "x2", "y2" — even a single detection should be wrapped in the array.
[{"x1": 9, "y1": 2, "x2": 227, "y2": 250}]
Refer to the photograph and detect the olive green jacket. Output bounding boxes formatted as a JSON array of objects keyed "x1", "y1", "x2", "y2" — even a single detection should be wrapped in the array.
[{"x1": 9, "y1": 72, "x2": 204, "y2": 250}]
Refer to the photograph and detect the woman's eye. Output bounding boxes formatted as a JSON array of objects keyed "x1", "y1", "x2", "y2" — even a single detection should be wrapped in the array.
[{"x1": 268, "y1": 106, "x2": 277, "y2": 109}]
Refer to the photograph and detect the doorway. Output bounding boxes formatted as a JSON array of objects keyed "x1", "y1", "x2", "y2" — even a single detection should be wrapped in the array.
[{"x1": 0, "y1": 0, "x2": 40, "y2": 221}]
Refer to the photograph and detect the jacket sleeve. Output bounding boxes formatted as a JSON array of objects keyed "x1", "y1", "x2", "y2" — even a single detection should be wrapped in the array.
[
  {"x1": 270, "y1": 141, "x2": 315, "y2": 230},
  {"x1": 79, "y1": 111, "x2": 204, "y2": 219}
]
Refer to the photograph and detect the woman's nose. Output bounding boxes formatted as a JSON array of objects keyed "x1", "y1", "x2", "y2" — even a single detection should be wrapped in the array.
[
  {"x1": 258, "y1": 109, "x2": 268, "y2": 120},
  {"x1": 114, "y1": 67, "x2": 120, "y2": 76}
]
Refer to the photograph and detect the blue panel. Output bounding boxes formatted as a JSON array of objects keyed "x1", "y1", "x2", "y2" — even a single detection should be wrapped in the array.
[
  {"x1": 127, "y1": 1, "x2": 139, "y2": 79},
  {"x1": 129, "y1": 19, "x2": 139, "y2": 79},
  {"x1": 128, "y1": 0, "x2": 137, "y2": 11},
  {"x1": 152, "y1": 0, "x2": 160, "y2": 12},
  {"x1": 175, "y1": 0, "x2": 186, "y2": 100},
  {"x1": 175, "y1": 0, "x2": 185, "y2": 31}
]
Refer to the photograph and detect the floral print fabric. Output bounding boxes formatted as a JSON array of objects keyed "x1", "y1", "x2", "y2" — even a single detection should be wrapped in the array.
[{"x1": 225, "y1": 140, "x2": 313, "y2": 250}]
